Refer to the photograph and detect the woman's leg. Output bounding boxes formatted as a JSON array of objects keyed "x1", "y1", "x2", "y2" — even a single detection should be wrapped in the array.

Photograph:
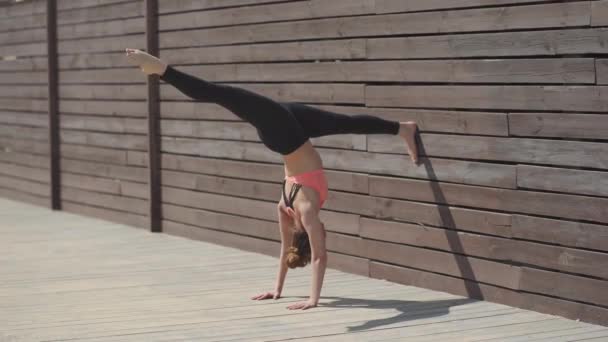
[
  {"x1": 160, "y1": 66, "x2": 308, "y2": 155},
  {"x1": 287, "y1": 103, "x2": 419, "y2": 162}
]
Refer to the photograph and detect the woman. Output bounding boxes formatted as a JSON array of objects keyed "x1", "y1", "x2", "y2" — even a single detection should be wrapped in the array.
[{"x1": 126, "y1": 48, "x2": 418, "y2": 310}]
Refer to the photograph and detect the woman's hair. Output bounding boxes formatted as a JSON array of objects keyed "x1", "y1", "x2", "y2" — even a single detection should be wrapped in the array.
[{"x1": 286, "y1": 229, "x2": 311, "y2": 269}]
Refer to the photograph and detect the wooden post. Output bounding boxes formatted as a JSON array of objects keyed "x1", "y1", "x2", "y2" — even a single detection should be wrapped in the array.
[
  {"x1": 146, "y1": 0, "x2": 161, "y2": 232},
  {"x1": 47, "y1": 0, "x2": 60, "y2": 210}
]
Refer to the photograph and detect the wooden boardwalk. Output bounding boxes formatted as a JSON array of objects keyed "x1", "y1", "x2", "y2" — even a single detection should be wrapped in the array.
[{"x1": 1, "y1": 198, "x2": 607, "y2": 342}]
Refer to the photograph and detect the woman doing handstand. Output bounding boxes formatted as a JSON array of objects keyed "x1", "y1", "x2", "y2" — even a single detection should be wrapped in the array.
[{"x1": 126, "y1": 48, "x2": 419, "y2": 310}]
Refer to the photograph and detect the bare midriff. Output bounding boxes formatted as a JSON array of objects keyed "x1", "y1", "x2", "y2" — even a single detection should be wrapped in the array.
[{"x1": 282, "y1": 140, "x2": 323, "y2": 177}]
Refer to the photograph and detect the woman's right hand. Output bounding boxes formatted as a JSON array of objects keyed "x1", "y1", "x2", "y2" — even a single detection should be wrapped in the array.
[
  {"x1": 125, "y1": 48, "x2": 168, "y2": 76},
  {"x1": 251, "y1": 291, "x2": 280, "y2": 300}
]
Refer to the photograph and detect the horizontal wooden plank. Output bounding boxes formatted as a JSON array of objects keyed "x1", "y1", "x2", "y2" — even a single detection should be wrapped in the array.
[
  {"x1": 62, "y1": 187, "x2": 148, "y2": 215},
  {"x1": 0, "y1": 41, "x2": 46, "y2": 57},
  {"x1": 510, "y1": 241, "x2": 608, "y2": 280},
  {"x1": 161, "y1": 170, "x2": 279, "y2": 202},
  {"x1": 0, "y1": 186, "x2": 49, "y2": 208},
  {"x1": 509, "y1": 112, "x2": 608, "y2": 140},
  {"x1": 161, "y1": 137, "x2": 517, "y2": 188},
  {"x1": 375, "y1": 0, "x2": 557, "y2": 13},
  {"x1": 326, "y1": 251, "x2": 369, "y2": 277},
  {"x1": 369, "y1": 134, "x2": 608, "y2": 169},
  {"x1": 173, "y1": 59, "x2": 595, "y2": 84},
  {"x1": 329, "y1": 191, "x2": 513, "y2": 237},
  {"x1": 368, "y1": 28, "x2": 608, "y2": 59},
  {"x1": 62, "y1": 173, "x2": 148, "y2": 199},
  {"x1": 159, "y1": 2, "x2": 589, "y2": 48},
  {"x1": 370, "y1": 262, "x2": 608, "y2": 326},
  {"x1": 163, "y1": 186, "x2": 276, "y2": 221},
  {"x1": 0, "y1": 150, "x2": 49, "y2": 169},
  {"x1": 0, "y1": 98, "x2": 47, "y2": 112},
  {"x1": 520, "y1": 268, "x2": 608, "y2": 306},
  {"x1": 365, "y1": 239, "x2": 521, "y2": 289},
  {"x1": 61, "y1": 158, "x2": 147, "y2": 182},
  {"x1": 0, "y1": 85, "x2": 48, "y2": 99},
  {"x1": 62, "y1": 201, "x2": 148, "y2": 229},
  {"x1": 57, "y1": 1, "x2": 144, "y2": 25},
  {"x1": 158, "y1": 0, "x2": 281, "y2": 14},
  {"x1": 321, "y1": 105, "x2": 509, "y2": 136},
  {"x1": 161, "y1": 137, "x2": 281, "y2": 163},
  {"x1": 163, "y1": 220, "x2": 279, "y2": 258},
  {"x1": 160, "y1": 102, "x2": 236, "y2": 120},
  {"x1": 58, "y1": 18, "x2": 144, "y2": 40},
  {"x1": 0, "y1": 112, "x2": 48, "y2": 127},
  {"x1": 365, "y1": 85, "x2": 608, "y2": 112},
  {"x1": 0, "y1": 27, "x2": 45, "y2": 45},
  {"x1": 161, "y1": 153, "x2": 369, "y2": 194},
  {"x1": 161, "y1": 184, "x2": 359, "y2": 234},
  {"x1": 0, "y1": 125, "x2": 47, "y2": 141},
  {"x1": 0, "y1": 120, "x2": 46, "y2": 141},
  {"x1": 58, "y1": 52, "x2": 133, "y2": 70},
  {"x1": 58, "y1": 34, "x2": 144, "y2": 55},
  {"x1": 161, "y1": 82, "x2": 364, "y2": 104},
  {"x1": 161, "y1": 119, "x2": 366, "y2": 151},
  {"x1": 0, "y1": 0, "x2": 45, "y2": 18},
  {"x1": 0, "y1": 174, "x2": 49, "y2": 197},
  {"x1": 517, "y1": 165, "x2": 608, "y2": 197},
  {"x1": 325, "y1": 148, "x2": 516, "y2": 189},
  {"x1": 512, "y1": 215, "x2": 608, "y2": 253},
  {"x1": 59, "y1": 68, "x2": 146, "y2": 84},
  {"x1": 0, "y1": 71, "x2": 47, "y2": 84},
  {"x1": 369, "y1": 176, "x2": 608, "y2": 224},
  {"x1": 162, "y1": 203, "x2": 278, "y2": 241},
  {"x1": 160, "y1": 39, "x2": 366, "y2": 65},
  {"x1": 0, "y1": 56, "x2": 47, "y2": 72},
  {"x1": 57, "y1": 0, "x2": 131, "y2": 11},
  {"x1": 0, "y1": 137, "x2": 48, "y2": 155},
  {"x1": 160, "y1": 0, "x2": 374, "y2": 31},
  {"x1": 0, "y1": 162, "x2": 49, "y2": 183},
  {"x1": 60, "y1": 130, "x2": 147, "y2": 151},
  {"x1": 592, "y1": 0, "x2": 608, "y2": 27},
  {"x1": 0, "y1": 12, "x2": 46, "y2": 33},
  {"x1": 61, "y1": 144, "x2": 128, "y2": 165},
  {"x1": 360, "y1": 218, "x2": 510, "y2": 261},
  {"x1": 60, "y1": 84, "x2": 146, "y2": 100},
  {"x1": 61, "y1": 115, "x2": 147, "y2": 134},
  {"x1": 60, "y1": 100, "x2": 147, "y2": 117}
]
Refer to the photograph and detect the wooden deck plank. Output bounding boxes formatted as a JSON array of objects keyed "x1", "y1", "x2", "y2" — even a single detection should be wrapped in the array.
[{"x1": 1, "y1": 198, "x2": 607, "y2": 342}]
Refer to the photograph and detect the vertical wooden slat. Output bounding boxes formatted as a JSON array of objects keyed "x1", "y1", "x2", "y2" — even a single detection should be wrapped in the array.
[
  {"x1": 146, "y1": 0, "x2": 161, "y2": 232},
  {"x1": 47, "y1": 0, "x2": 60, "y2": 210}
]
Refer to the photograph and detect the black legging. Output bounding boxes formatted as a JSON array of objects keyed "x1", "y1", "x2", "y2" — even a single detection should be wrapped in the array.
[{"x1": 161, "y1": 66, "x2": 400, "y2": 155}]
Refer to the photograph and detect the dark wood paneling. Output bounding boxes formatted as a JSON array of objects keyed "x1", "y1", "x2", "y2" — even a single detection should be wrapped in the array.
[
  {"x1": 511, "y1": 215, "x2": 608, "y2": 253},
  {"x1": 368, "y1": 134, "x2": 608, "y2": 169},
  {"x1": 517, "y1": 165, "x2": 608, "y2": 197},
  {"x1": 368, "y1": 176, "x2": 608, "y2": 224}
]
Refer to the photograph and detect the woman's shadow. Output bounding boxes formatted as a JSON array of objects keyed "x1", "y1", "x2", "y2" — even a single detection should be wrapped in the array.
[{"x1": 289, "y1": 296, "x2": 474, "y2": 331}]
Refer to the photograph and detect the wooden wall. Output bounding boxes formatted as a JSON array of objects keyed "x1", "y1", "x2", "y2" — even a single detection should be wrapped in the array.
[
  {"x1": 2, "y1": 0, "x2": 608, "y2": 326},
  {"x1": 157, "y1": 0, "x2": 608, "y2": 326},
  {"x1": 0, "y1": 0, "x2": 51, "y2": 207},
  {"x1": 56, "y1": 0, "x2": 149, "y2": 227}
]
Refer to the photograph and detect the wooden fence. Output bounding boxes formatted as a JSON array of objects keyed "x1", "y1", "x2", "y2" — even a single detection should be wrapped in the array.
[{"x1": 1, "y1": 0, "x2": 607, "y2": 326}]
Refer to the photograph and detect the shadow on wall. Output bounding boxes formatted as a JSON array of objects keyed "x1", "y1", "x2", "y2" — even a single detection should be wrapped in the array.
[{"x1": 418, "y1": 137, "x2": 483, "y2": 300}]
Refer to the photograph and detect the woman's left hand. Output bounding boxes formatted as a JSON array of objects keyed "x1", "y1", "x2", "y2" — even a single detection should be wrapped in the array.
[{"x1": 287, "y1": 299, "x2": 317, "y2": 310}]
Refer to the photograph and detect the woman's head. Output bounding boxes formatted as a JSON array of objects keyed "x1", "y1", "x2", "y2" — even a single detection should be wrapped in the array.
[{"x1": 285, "y1": 229, "x2": 311, "y2": 269}]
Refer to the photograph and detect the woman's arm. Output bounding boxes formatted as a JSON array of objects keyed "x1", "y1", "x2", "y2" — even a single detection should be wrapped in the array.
[
  {"x1": 287, "y1": 205, "x2": 327, "y2": 310},
  {"x1": 252, "y1": 205, "x2": 293, "y2": 301},
  {"x1": 274, "y1": 208, "x2": 293, "y2": 296}
]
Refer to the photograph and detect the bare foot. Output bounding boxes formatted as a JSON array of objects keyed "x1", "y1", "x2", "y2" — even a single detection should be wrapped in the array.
[
  {"x1": 398, "y1": 121, "x2": 419, "y2": 164},
  {"x1": 125, "y1": 48, "x2": 168, "y2": 76}
]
